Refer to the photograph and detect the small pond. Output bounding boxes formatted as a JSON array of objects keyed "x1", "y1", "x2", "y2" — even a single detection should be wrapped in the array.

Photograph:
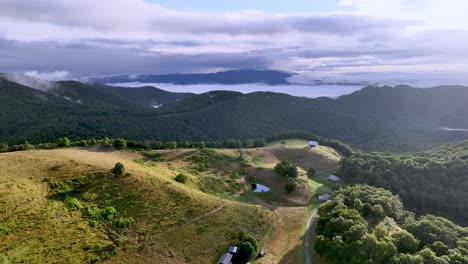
[{"x1": 252, "y1": 183, "x2": 270, "y2": 192}]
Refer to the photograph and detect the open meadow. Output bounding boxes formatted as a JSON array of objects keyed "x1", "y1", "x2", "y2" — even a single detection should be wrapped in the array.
[{"x1": 0, "y1": 139, "x2": 342, "y2": 264}]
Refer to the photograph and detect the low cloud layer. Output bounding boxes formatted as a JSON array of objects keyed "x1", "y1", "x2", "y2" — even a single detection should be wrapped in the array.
[
  {"x1": 24, "y1": 70, "x2": 70, "y2": 81},
  {"x1": 1, "y1": 0, "x2": 468, "y2": 86}
]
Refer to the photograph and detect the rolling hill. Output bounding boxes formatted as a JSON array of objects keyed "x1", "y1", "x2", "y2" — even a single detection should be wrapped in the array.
[
  {"x1": 95, "y1": 85, "x2": 193, "y2": 108},
  {"x1": 0, "y1": 147, "x2": 275, "y2": 263},
  {"x1": 0, "y1": 139, "x2": 342, "y2": 264},
  {"x1": 3, "y1": 74, "x2": 468, "y2": 151}
]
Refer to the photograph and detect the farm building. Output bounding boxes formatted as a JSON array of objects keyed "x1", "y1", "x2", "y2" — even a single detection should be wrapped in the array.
[
  {"x1": 308, "y1": 141, "x2": 319, "y2": 147},
  {"x1": 228, "y1": 246, "x2": 238, "y2": 255},
  {"x1": 318, "y1": 194, "x2": 331, "y2": 201},
  {"x1": 328, "y1": 175, "x2": 341, "y2": 182},
  {"x1": 258, "y1": 249, "x2": 266, "y2": 258},
  {"x1": 217, "y1": 253, "x2": 233, "y2": 264}
]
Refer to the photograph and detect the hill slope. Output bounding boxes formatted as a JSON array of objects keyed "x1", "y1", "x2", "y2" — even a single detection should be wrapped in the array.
[
  {"x1": 95, "y1": 85, "x2": 193, "y2": 108},
  {"x1": 0, "y1": 148, "x2": 276, "y2": 263},
  {"x1": 3, "y1": 75, "x2": 468, "y2": 151},
  {"x1": 0, "y1": 140, "x2": 344, "y2": 264}
]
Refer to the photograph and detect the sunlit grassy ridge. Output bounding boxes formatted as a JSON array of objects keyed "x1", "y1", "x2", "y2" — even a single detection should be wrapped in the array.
[
  {"x1": 0, "y1": 140, "x2": 342, "y2": 264},
  {"x1": 0, "y1": 148, "x2": 274, "y2": 263}
]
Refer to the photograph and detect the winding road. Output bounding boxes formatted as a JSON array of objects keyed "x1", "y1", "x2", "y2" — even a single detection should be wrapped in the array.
[{"x1": 304, "y1": 209, "x2": 318, "y2": 264}]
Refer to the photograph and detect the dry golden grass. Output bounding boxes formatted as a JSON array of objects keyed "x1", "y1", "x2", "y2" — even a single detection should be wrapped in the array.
[
  {"x1": 0, "y1": 148, "x2": 275, "y2": 264},
  {"x1": 239, "y1": 141, "x2": 340, "y2": 171},
  {"x1": 259, "y1": 207, "x2": 308, "y2": 264},
  {"x1": 246, "y1": 167, "x2": 309, "y2": 206},
  {"x1": 0, "y1": 142, "x2": 341, "y2": 264}
]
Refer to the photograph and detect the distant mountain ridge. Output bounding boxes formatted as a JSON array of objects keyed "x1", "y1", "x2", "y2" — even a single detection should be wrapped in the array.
[
  {"x1": 0, "y1": 73, "x2": 192, "y2": 108},
  {"x1": 90, "y1": 69, "x2": 294, "y2": 85},
  {"x1": 2, "y1": 74, "x2": 468, "y2": 151}
]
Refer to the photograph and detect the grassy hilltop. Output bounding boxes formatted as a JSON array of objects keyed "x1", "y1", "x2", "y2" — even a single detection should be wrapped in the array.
[{"x1": 0, "y1": 139, "x2": 341, "y2": 264}]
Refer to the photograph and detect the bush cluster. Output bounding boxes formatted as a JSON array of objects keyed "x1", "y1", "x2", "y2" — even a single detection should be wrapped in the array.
[{"x1": 274, "y1": 161, "x2": 298, "y2": 178}]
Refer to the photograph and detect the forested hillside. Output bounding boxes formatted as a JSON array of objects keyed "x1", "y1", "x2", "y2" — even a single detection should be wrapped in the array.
[
  {"x1": 95, "y1": 85, "x2": 193, "y2": 107},
  {"x1": 315, "y1": 185, "x2": 468, "y2": 264},
  {"x1": 340, "y1": 141, "x2": 468, "y2": 225},
  {"x1": 3, "y1": 75, "x2": 468, "y2": 151}
]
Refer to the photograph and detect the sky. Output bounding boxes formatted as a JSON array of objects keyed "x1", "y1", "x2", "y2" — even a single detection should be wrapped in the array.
[{"x1": 1, "y1": 0, "x2": 468, "y2": 86}]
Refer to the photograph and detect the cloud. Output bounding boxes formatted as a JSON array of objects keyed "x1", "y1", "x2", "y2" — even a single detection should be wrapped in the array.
[
  {"x1": 0, "y1": 0, "x2": 409, "y2": 40},
  {"x1": 0, "y1": 0, "x2": 468, "y2": 86},
  {"x1": 24, "y1": 70, "x2": 70, "y2": 81}
]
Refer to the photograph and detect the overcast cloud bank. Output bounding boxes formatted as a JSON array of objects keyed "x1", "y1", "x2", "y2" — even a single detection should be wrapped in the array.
[{"x1": 2, "y1": 0, "x2": 468, "y2": 86}]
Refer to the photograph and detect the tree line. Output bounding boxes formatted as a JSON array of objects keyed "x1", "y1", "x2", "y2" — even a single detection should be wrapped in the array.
[
  {"x1": 340, "y1": 151, "x2": 468, "y2": 226},
  {"x1": 315, "y1": 185, "x2": 468, "y2": 264},
  {"x1": 0, "y1": 131, "x2": 356, "y2": 157}
]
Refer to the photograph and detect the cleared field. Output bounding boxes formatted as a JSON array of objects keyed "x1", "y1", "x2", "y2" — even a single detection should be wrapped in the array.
[
  {"x1": 245, "y1": 140, "x2": 341, "y2": 171},
  {"x1": 0, "y1": 140, "x2": 342, "y2": 264},
  {"x1": 259, "y1": 207, "x2": 307, "y2": 264},
  {"x1": 0, "y1": 148, "x2": 275, "y2": 264}
]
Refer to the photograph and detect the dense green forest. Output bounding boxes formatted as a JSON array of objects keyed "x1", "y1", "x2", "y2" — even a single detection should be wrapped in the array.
[
  {"x1": 340, "y1": 142, "x2": 468, "y2": 225},
  {"x1": 315, "y1": 185, "x2": 468, "y2": 264},
  {"x1": 2, "y1": 76, "x2": 468, "y2": 151}
]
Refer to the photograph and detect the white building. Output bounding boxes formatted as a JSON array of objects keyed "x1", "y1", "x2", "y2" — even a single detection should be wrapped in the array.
[
  {"x1": 308, "y1": 141, "x2": 319, "y2": 147},
  {"x1": 318, "y1": 194, "x2": 331, "y2": 201},
  {"x1": 217, "y1": 253, "x2": 233, "y2": 264},
  {"x1": 328, "y1": 175, "x2": 341, "y2": 182},
  {"x1": 228, "y1": 246, "x2": 238, "y2": 255}
]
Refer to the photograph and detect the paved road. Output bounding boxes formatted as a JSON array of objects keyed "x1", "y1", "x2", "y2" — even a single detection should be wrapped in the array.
[{"x1": 304, "y1": 209, "x2": 318, "y2": 264}]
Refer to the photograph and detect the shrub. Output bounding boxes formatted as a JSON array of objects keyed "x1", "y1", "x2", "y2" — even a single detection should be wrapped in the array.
[
  {"x1": 197, "y1": 141, "x2": 205, "y2": 149},
  {"x1": 83, "y1": 242, "x2": 104, "y2": 251},
  {"x1": 0, "y1": 143, "x2": 9, "y2": 152},
  {"x1": 37, "y1": 142, "x2": 58, "y2": 149},
  {"x1": 102, "y1": 206, "x2": 117, "y2": 221},
  {"x1": 56, "y1": 137, "x2": 71, "y2": 147},
  {"x1": 112, "y1": 162, "x2": 125, "y2": 176},
  {"x1": 241, "y1": 233, "x2": 259, "y2": 252},
  {"x1": 45, "y1": 177, "x2": 74, "y2": 195},
  {"x1": 75, "y1": 140, "x2": 88, "y2": 147},
  {"x1": 274, "y1": 161, "x2": 298, "y2": 178},
  {"x1": 237, "y1": 233, "x2": 259, "y2": 262},
  {"x1": 10, "y1": 142, "x2": 34, "y2": 151},
  {"x1": 149, "y1": 141, "x2": 164, "y2": 149},
  {"x1": 307, "y1": 167, "x2": 316, "y2": 178},
  {"x1": 101, "y1": 137, "x2": 111, "y2": 147},
  {"x1": 85, "y1": 206, "x2": 103, "y2": 220},
  {"x1": 81, "y1": 191, "x2": 98, "y2": 201},
  {"x1": 196, "y1": 225, "x2": 209, "y2": 233},
  {"x1": 113, "y1": 217, "x2": 134, "y2": 228},
  {"x1": 65, "y1": 197, "x2": 83, "y2": 211},
  {"x1": 165, "y1": 141, "x2": 177, "y2": 149},
  {"x1": 240, "y1": 241, "x2": 256, "y2": 261},
  {"x1": 113, "y1": 138, "x2": 127, "y2": 149},
  {"x1": 285, "y1": 182, "x2": 297, "y2": 193},
  {"x1": 89, "y1": 220, "x2": 100, "y2": 227},
  {"x1": 174, "y1": 173, "x2": 189, "y2": 184}
]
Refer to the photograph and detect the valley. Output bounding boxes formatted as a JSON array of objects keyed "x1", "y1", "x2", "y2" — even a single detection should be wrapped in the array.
[
  {"x1": 3, "y1": 75, "x2": 468, "y2": 151},
  {"x1": 3, "y1": 2, "x2": 468, "y2": 264}
]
